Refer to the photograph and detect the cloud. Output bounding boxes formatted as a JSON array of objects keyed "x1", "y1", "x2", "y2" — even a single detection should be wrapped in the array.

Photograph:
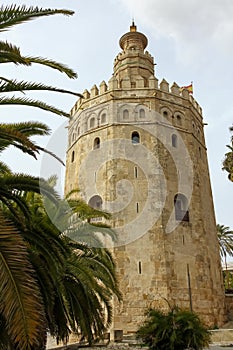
[{"x1": 119, "y1": 0, "x2": 233, "y2": 61}]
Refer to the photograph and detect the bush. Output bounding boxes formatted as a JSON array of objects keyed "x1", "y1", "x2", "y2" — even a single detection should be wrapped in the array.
[{"x1": 136, "y1": 306, "x2": 211, "y2": 350}]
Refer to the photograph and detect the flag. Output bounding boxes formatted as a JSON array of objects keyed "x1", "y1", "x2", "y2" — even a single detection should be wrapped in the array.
[{"x1": 180, "y1": 83, "x2": 193, "y2": 94}]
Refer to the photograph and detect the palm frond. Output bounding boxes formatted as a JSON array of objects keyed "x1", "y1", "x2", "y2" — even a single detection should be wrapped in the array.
[
  {"x1": 0, "y1": 212, "x2": 46, "y2": 349},
  {"x1": 0, "y1": 5, "x2": 74, "y2": 32},
  {"x1": 25, "y1": 56, "x2": 77, "y2": 79},
  {"x1": 0, "y1": 96, "x2": 70, "y2": 117},
  {"x1": 0, "y1": 40, "x2": 30, "y2": 65},
  {"x1": 0, "y1": 78, "x2": 81, "y2": 96}
]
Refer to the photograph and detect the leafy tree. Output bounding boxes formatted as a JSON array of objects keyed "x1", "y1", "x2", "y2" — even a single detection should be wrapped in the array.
[
  {"x1": 136, "y1": 306, "x2": 211, "y2": 350},
  {"x1": 223, "y1": 125, "x2": 233, "y2": 181},
  {"x1": 217, "y1": 224, "x2": 233, "y2": 290}
]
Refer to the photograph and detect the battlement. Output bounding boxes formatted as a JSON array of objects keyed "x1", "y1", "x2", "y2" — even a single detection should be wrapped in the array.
[
  {"x1": 114, "y1": 49, "x2": 154, "y2": 64},
  {"x1": 70, "y1": 76, "x2": 202, "y2": 117}
]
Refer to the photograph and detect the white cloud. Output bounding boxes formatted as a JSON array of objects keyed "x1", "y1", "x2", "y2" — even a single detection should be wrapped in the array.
[{"x1": 119, "y1": 0, "x2": 233, "y2": 61}]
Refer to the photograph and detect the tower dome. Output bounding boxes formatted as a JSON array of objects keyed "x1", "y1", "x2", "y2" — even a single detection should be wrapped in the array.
[
  {"x1": 114, "y1": 22, "x2": 155, "y2": 86},
  {"x1": 119, "y1": 22, "x2": 148, "y2": 51}
]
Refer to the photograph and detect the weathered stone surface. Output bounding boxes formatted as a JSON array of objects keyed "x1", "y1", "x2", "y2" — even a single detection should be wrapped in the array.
[{"x1": 65, "y1": 24, "x2": 226, "y2": 334}]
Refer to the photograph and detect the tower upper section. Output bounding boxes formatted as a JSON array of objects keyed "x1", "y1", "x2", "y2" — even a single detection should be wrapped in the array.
[{"x1": 114, "y1": 22, "x2": 155, "y2": 86}]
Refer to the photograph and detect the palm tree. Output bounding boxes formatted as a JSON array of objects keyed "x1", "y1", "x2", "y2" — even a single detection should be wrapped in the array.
[
  {"x1": 0, "y1": 5, "x2": 83, "y2": 116},
  {"x1": 0, "y1": 5, "x2": 121, "y2": 349},
  {"x1": 0, "y1": 5, "x2": 77, "y2": 349},
  {"x1": 217, "y1": 224, "x2": 233, "y2": 289},
  {"x1": 2, "y1": 181, "x2": 121, "y2": 347},
  {"x1": 136, "y1": 306, "x2": 211, "y2": 350}
]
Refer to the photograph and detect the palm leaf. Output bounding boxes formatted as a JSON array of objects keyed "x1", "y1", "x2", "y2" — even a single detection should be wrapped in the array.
[
  {"x1": 0, "y1": 5, "x2": 74, "y2": 32},
  {"x1": 0, "y1": 96, "x2": 70, "y2": 117},
  {"x1": 0, "y1": 211, "x2": 46, "y2": 349},
  {"x1": 0, "y1": 78, "x2": 81, "y2": 96}
]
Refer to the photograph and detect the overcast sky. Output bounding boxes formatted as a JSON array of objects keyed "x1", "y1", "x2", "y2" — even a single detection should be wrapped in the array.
[{"x1": 2, "y1": 0, "x2": 233, "y2": 232}]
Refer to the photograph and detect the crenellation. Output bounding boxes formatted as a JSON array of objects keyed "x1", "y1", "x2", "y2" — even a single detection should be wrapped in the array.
[
  {"x1": 181, "y1": 88, "x2": 189, "y2": 99},
  {"x1": 108, "y1": 76, "x2": 118, "y2": 90},
  {"x1": 171, "y1": 82, "x2": 180, "y2": 95},
  {"x1": 99, "y1": 80, "x2": 108, "y2": 94},
  {"x1": 83, "y1": 89, "x2": 90, "y2": 99},
  {"x1": 160, "y1": 78, "x2": 169, "y2": 92},
  {"x1": 90, "y1": 84, "x2": 99, "y2": 98},
  {"x1": 136, "y1": 75, "x2": 144, "y2": 88},
  {"x1": 149, "y1": 75, "x2": 158, "y2": 89},
  {"x1": 121, "y1": 76, "x2": 131, "y2": 89}
]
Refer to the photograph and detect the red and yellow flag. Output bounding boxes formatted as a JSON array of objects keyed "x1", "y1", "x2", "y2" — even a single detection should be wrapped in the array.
[{"x1": 180, "y1": 83, "x2": 193, "y2": 94}]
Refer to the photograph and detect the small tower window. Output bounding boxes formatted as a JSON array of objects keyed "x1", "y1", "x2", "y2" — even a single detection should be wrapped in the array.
[
  {"x1": 90, "y1": 117, "x2": 95, "y2": 128},
  {"x1": 199, "y1": 146, "x2": 202, "y2": 158},
  {"x1": 101, "y1": 113, "x2": 106, "y2": 124},
  {"x1": 136, "y1": 202, "x2": 139, "y2": 213},
  {"x1": 123, "y1": 109, "x2": 129, "y2": 119},
  {"x1": 172, "y1": 134, "x2": 177, "y2": 148},
  {"x1": 88, "y1": 195, "x2": 103, "y2": 210},
  {"x1": 177, "y1": 115, "x2": 181, "y2": 125},
  {"x1": 71, "y1": 150, "x2": 75, "y2": 163},
  {"x1": 134, "y1": 166, "x2": 138, "y2": 178},
  {"x1": 132, "y1": 131, "x2": 140, "y2": 144},
  {"x1": 163, "y1": 111, "x2": 168, "y2": 117},
  {"x1": 93, "y1": 137, "x2": 100, "y2": 149},
  {"x1": 138, "y1": 261, "x2": 142, "y2": 274},
  {"x1": 174, "y1": 193, "x2": 189, "y2": 222},
  {"x1": 139, "y1": 109, "x2": 145, "y2": 118}
]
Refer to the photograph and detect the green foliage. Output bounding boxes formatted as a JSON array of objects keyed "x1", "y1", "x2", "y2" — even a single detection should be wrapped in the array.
[
  {"x1": 136, "y1": 306, "x2": 211, "y2": 350},
  {"x1": 223, "y1": 126, "x2": 233, "y2": 182},
  {"x1": 0, "y1": 4, "x2": 83, "y2": 118},
  {"x1": 0, "y1": 4, "x2": 120, "y2": 350}
]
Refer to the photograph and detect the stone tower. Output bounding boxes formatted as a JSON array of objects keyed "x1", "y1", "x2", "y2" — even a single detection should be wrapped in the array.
[{"x1": 65, "y1": 23, "x2": 226, "y2": 333}]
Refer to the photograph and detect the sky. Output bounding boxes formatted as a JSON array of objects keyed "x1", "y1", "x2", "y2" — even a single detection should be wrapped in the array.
[{"x1": 1, "y1": 0, "x2": 233, "y2": 233}]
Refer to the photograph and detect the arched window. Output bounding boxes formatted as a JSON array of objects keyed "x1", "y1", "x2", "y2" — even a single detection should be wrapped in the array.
[
  {"x1": 101, "y1": 113, "x2": 106, "y2": 124},
  {"x1": 174, "y1": 194, "x2": 189, "y2": 222},
  {"x1": 172, "y1": 134, "x2": 177, "y2": 148},
  {"x1": 163, "y1": 110, "x2": 168, "y2": 117},
  {"x1": 123, "y1": 109, "x2": 129, "y2": 119},
  {"x1": 71, "y1": 150, "x2": 75, "y2": 163},
  {"x1": 90, "y1": 117, "x2": 95, "y2": 128},
  {"x1": 132, "y1": 131, "x2": 140, "y2": 144},
  {"x1": 139, "y1": 109, "x2": 145, "y2": 118},
  {"x1": 176, "y1": 115, "x2": 181, "y2": 125},
  {"x1": 93, "y1": 137, "x2": 100, "y2": 149},
  {"x1": 88, "y1": 195, "x2": 103, "y2": 210}
]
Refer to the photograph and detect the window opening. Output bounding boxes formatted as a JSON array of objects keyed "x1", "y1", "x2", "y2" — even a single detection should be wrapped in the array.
[
  {"x1": 101, "y1": 113, "x2": 106, "y2": 124},
  {"x1": 138, "y1": 261, "x2": 142, "y2": 274},
  {"x1": 71, "y1": 150, "x2": 75, "y2": 163},
  {"x1": 132, "y1": 131, "x2": 140, "y2": 144},
  {"x1": 88, "y1": 195, "x2": 103, "y2": 210},
  {"x1": 139, "y1": 109, "x2": 145, "y2": 118},
  {"x1": 123, "y1": 109, "x2": 129, "y2": 119},
  {"x1": 90, "y1": 117, "x2": 95, "y2": 128},
  {"x1": 93, "y1": 137, "x2": 100, "y2": 149},
  {"x1": 174, "y1": 194, "x2": 189, "y2": 222},
  {"x1": 172, "y1": 134, "x2": 177, "y2": 148}
]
